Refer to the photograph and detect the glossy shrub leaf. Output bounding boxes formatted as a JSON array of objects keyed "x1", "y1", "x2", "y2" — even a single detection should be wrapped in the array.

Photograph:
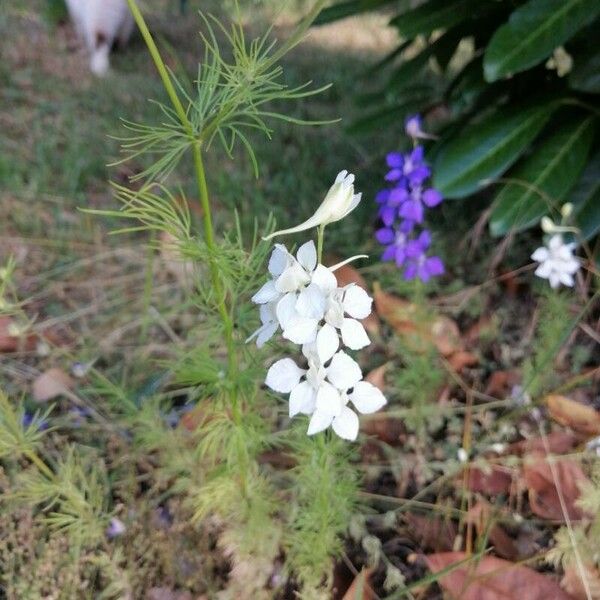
[
  {"x1": 572, "y1": 151, "x2": 600, "y2": 240},
  {"x1": 569, "y1": 47, "x2": 600, "y2": 93},
  {"x1": 484, "y1": 0, "x2": 600, "y2": 82},
  {"x1": 433, "y1": 103, "x2": 554, "y2": 198},
  {"x1": 489, "y1": 116, "x2": 595, "y2": 236},
  {"x1": 315, "y1": 0, "x2": 399, "y2": 25},
  {"x1": 390, "y1": 0, "x2": 472, "y2": 38}
]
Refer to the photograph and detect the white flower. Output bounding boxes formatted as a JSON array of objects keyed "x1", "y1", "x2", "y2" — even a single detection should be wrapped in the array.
[
  {"x1": 263, "y1": 171, "x2": 362, "y2": 240},
  {"x1": 265, "y1": 350, "x2": 387, "y2": 441},
  {"x1": 249, "y1": 241, "x2": 373, "y2": 350},
  {"x1": 531, "y1": 234, "x2": 580, "y2": 288}
]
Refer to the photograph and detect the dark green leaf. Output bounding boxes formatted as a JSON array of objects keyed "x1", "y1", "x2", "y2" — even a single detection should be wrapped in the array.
[
  {"x1": 569, "y1": 46, "x2": 600, "y2": 93},
  {"x1": 390, "y1": 0, "x2": 474, "y2": 38},
  {"x1": 484, "y1": 0, "x2": 600, "y2": 82},
  {"x1": 433, "y1": 103, "x2": 555, "y2": 198},
  {"x1": 572, "y1": 150, "x2": 600, "y2": 240},
  {"x1": 315, "y1": 0, "x2": 399, "y2": 25},
  {"x1": 389, "y1": 25, "x2": 467, "y2": 91},
  {"x1": 489, "y1": 116, "x2": 595, "y2": 236}
]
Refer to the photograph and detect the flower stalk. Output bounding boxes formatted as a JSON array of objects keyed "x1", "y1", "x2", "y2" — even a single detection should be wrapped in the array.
[{"x1": 125, "y1": 0, "x2": 238, "y2": 387}]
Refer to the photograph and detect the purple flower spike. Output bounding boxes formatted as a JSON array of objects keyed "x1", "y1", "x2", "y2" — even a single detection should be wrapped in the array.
[
  {"x1": 423, "y1": 188, "x2": 443, "y2": 207},
  {"x1": 386, "y1": 152, "x2": 404, "y2": 168},
  {"x1": 374, "y1": 132, "x2": 444, "y2": 282}
]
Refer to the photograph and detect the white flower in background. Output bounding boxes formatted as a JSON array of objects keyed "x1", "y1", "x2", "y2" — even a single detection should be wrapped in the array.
[
  {"x1": 265, "y1": 350, "x2": 387, "y2": 441},
  {"x1": 263, "y1": 171, "x2": 362, "y2": 240},
  {"x1": 531, "y1": 234, "x2": 580, "y2": 288}
]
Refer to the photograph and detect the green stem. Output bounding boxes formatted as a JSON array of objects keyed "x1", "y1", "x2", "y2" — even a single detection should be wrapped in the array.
[
  {"x1": 126, "y1": 0, "x2": 238, "y2": 388},
  {"x1": 317, "y1": 224, "x2": 326, "y2": 263},
  {"x1": 26, "y1": 450, "x2": 55, "y2": 480}
]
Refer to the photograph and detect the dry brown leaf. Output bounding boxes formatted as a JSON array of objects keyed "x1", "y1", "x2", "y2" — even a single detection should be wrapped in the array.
[
  {"x1": 523, "y1": 454, "x2": 590, "y2": 522},
  {"x1": 465, "y1": 501, "x2": 519, "y2": 561},
  {"x1": 546, "y1": 394, "x2": 600, "y2": 436},
  {"x1": 405, "y1": 513, "x2": 457, "y2": 552},
  {"x1": 465, "y1": 465, "x2": 515, "y2": 496},
  {"x1": 374, "y1": 284, "x2": 463, "y2": 355},
  {"x1": 365, "y1": 363, "x2": 388, "y2": 392},
  {"x1": 334, "y1": 264, "x2": 380, "y2": 335},
  {"x1": 425, "y1": 552, "x2": 574, "y2": 600},
  {"x1": 32, "y1": 368, "x2": 74, "y2": 402},
  {"x1": 341, "y1": 568, "x2": 375, "y2": 600},
  {"x1": 361, "y1": 414, "x2": 404, "y2": 445},
  {"x1": 507, "y1": 431, "x2": 579, "y2": 456},
  {"x1": 447, "y1": 350, "x2": 478, "y2": 373},
  {"x1": 431, "y1": 316, "x2": 462, "y2": 357},
  {"x1": 562, "y1": 562, "x2": 600, "y2": 600},
  {"x1": 0, "y1": 316, "x2": 37, "y2": 352},
  {"x1": 485, "y1": 370, "x2": 520, "y2": 398}
]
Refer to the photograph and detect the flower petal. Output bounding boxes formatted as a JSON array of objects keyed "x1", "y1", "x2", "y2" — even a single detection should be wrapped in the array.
[
  {"x1": 315, "y1": 381, "x2": 343, "y2": 416},
  {"x1": 296, "y1": 283, "x2": 327, "y2": 320},
  {"x1": 307, "y1": 409, "x2": 334, "y2": 435},
  {"x1": 312, "y1": 264, "x2": 337, "y2": 292},
  {"x1": 265, "y1": 358, "x2": 304, "y2": 393},
  {"x1": 256, "y1": 321, "x2": 278, "y2": 348},
  {"x1": 275, "y1": 263, "x2": 310, "y2": 293},
  {"x1": 350, "y1": 381, "x2": 387, "y2": 414},
  {"x1": 276, "y1": 293, "x2": 298, "y2": 329},
  {"x1": 343, "y1": 285, "x2": 372, "y2": 319},
  {"x1": 331, "y1": 406, "x2": 359, "y2": 441},
  {"x1": 316, "y1": 323, "x2": 339, "y2": 363},
  {"x1": 252, "y1": 280, "x2": 279, "y2": 304},
  {"x1": 268, "y1": 244, "x2": 289, "y2": 276},
  {"x1": 341, "y1": 318, "x2": 370, "y2": 350},
  {"x1": 289, "y1": 381, "x2": 317, "y2": 417},
  {"x1": 531, "y1": 247, "x2": 549, "y2": 262},
  {"x1": 283, "y1": 316, "x2": 319, "y2": 344},
  {"x1": 327, "y1": 351, "x2": 362, "y2": 391},
  {"x1": 296, "y1": 241, "x2": 317, "y2": 272}
]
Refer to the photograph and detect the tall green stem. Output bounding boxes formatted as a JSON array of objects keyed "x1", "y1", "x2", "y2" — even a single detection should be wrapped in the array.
[
  {"x1": 317, "y1": 224, "x2": 326, "y2": 263},
  {"x1": 126, "y1": 0, "x2": 238, "y2": 385}
]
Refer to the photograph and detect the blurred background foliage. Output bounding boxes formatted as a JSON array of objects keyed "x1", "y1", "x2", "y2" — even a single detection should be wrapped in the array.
[{"x1": 317, "y1": 0, "x2": 600, "y2": 245}]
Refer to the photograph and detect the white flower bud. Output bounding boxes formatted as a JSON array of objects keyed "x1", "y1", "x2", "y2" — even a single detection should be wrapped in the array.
[{"x1": 561, "y1": 202, "x2": 573, "y2": 218}]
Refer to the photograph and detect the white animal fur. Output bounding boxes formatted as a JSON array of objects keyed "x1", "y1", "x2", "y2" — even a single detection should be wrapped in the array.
[{"x1": 65, "y1": 0, "x2": 134, "y2": 75}]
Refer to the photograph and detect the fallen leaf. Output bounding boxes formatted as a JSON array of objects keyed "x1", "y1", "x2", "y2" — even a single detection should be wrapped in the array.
[
  {"x1": 507, "y1": 431, "x2": 579, "y2": 456},
  {"x1": 32, "y1": 368, "x2": 74, "y2": 402},
  {"x1": 341, "y1": 568, "x2": 375, "y2": 600},
  {"x1": 465, "y1": 501, "x2": 518, "y2": 561},
  {"x1": 485, "y1": 371, "x2": 520, "y2": 398},
  {"x1": 334, "y1": 264, "x2": 380, "y2": 335},
  {"x1": 431, "y1": 316, "x2": 462, "y2": 357},
  {"x1": 405, "y1": 513, "x2": 457, "y2": 552},
  {"x1": 425, "y1": 552, "x2": 573, "y2": 600},
  {"x1": 366, "y1": 363, "x2": 388, "y2": 391},
  {"x1": 0, "y1": 316, "x2": 37, "y2": 352},
  {"x1": 361, "y1": 414, "x2": 405, "y2": 445},
  {"x1": 562, "y1": 562, "x2": 600, "y2": 600},
  {"x1": 465, "y1": 465, "x2": 515, "y2": 496},
  {"x1": 523, "y1": 454, "x2": 590, "y2": 521},
  {"x1": 374, "y1": 284, "x2": 462, "y2": 355},
  {"x1": 546, "y1": 394, "x2": 600, "y2": 436},
  {"x1": 447, "y1": 350, "x2": 478, "y2": 373}
]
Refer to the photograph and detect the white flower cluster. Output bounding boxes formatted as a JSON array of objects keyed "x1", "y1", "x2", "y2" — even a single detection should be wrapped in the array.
[
  {"x1": 531, "y1": 234, "x2": 580, "y2": 289},
  {"x1": 248, "y1": 171, "x2": 387, "y2": 441}
]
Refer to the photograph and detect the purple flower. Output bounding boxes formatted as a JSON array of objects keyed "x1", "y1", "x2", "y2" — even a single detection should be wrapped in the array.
[
  {"x1": 22, "y1": 412, "x2": 49, "y2": 431},
  {"x1": 399, "y1": 187, "x2": 443, "y2": 224},
  {"x1": 106, "y1": 517, "x2": 126, "y2": 539},
  {"x1": 374, "y1": 133, "x2": 444, "y2": 282},
  {"x1": 405, "y1": 113, "x2": 436, "y2": 140}
]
